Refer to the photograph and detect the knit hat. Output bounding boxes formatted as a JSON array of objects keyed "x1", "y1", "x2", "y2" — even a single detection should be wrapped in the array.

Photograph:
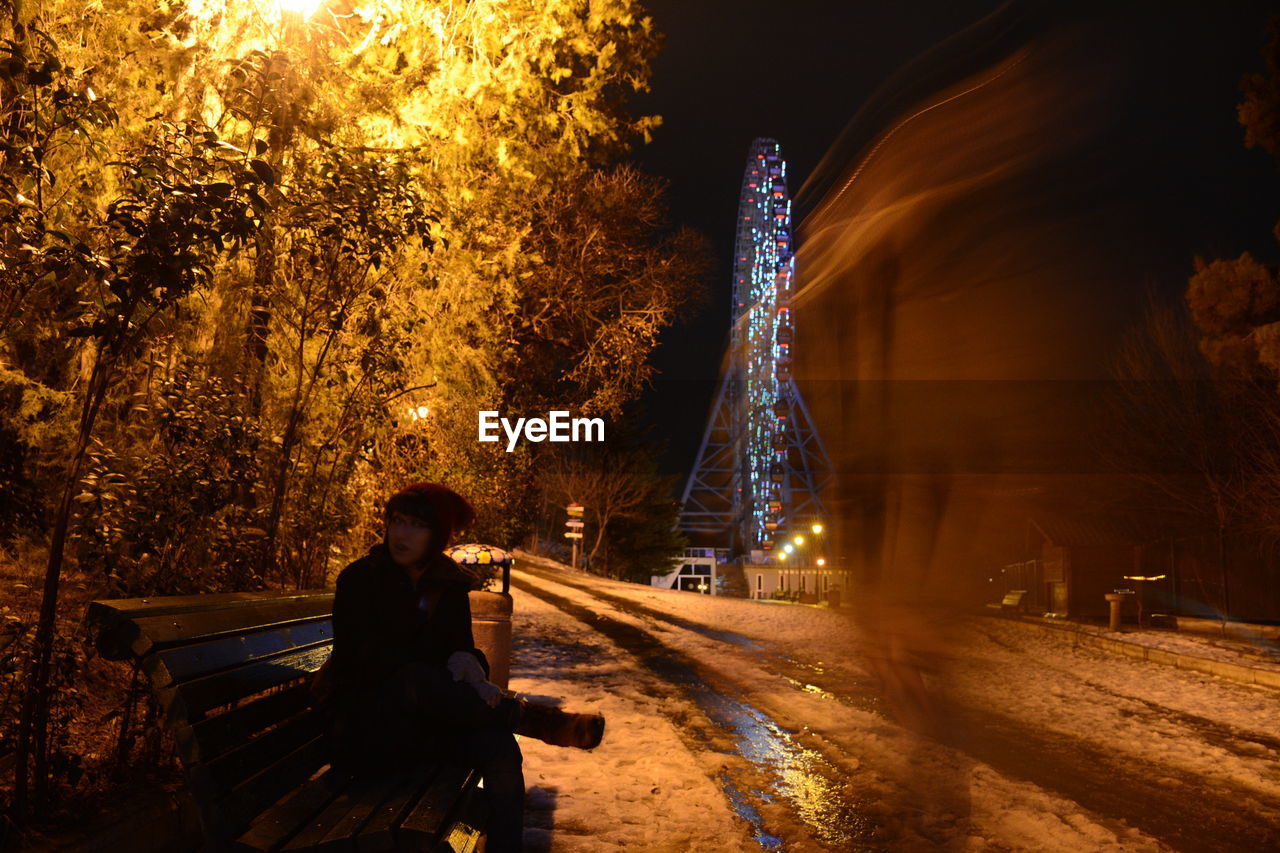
[{"x1": 384, "y1": 481, "x2": 477, "y2": 553}]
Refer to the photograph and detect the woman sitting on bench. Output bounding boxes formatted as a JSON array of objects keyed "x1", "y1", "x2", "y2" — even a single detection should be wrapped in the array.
[{"x1": 328, "y1": 481, "x2": 605, "y2": 853}]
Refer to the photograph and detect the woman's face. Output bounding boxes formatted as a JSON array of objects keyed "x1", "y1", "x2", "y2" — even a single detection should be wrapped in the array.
[{"x1": 386, "y1": 510, "x2": 433, "y2": 568}]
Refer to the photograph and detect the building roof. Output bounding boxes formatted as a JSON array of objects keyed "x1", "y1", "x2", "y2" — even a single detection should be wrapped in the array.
[{"x1": 1029, "y1": 513, "x2": 1162, "y2": 548}]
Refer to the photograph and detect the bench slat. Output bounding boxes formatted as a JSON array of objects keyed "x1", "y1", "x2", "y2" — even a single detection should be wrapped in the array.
[
  {"x1": 148, "y1": 620, "x2": 333, "y2": 687},
  {"x1": 398, "y1": 765, "x2": 478, "y2": 845},
  {"x1": 316, "y1": 769, "x2": 431, "y2": 853},
  {"x1": 284, "y1": 771, "x2": 415, "y2": 852},
  {"x1": 87, "y1": 592, "x2": 330, "y2": 660},
  {"x1": 218, "y1": 737, "x2": 332, "y2": 843},
  {"x1": 93, "y1": 590, "x2": 331, "y2": 618},
  {"x1": 191, "y1": 709, "x2": 328, "y2": 802},
  {"x1": 130, "y1": 599, "x2": 334, "y2": 656},
  {"x1": 178, "y1": 683, "x2": 316, "y2": 766},
  {"x1": 437, "y1": 782, "x2": 485, "y2": 853},
  {"x1": 355, "y1": 769, "x2": 440, "y2": 853},
  {"x1": 157, "y1": 645, "x2": 331, "y2": 723},
  {"x1": 233, "y1": 768, "x2": 349, "y2": 853}
]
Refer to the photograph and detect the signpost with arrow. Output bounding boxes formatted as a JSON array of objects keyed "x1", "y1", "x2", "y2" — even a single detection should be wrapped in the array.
[{"x1": 565, "y1": 503, "x2": 584, "y2": 571}]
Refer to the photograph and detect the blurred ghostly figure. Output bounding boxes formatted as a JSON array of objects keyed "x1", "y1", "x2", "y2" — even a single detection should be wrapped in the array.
[{"x1": 792, "y1": 1, "x2": 1144, "y2": 840}]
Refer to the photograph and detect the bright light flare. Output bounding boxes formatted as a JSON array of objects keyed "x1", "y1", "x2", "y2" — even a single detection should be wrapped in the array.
[
  {"x1": 817, "y1": 558, "x2": 826, "y2": 566},
  {"x1": 811, "y1": 523, "x2": 823, "y2": 534},
  {"x1": 783, "y1": 543, "x2": 794, "y2": 554},
  {"x1": 279, "y1": 0, "x2": 323, "y2": 19},
  {"x1": 793, "y1": 535, "x2": 804, "y2": 546}
]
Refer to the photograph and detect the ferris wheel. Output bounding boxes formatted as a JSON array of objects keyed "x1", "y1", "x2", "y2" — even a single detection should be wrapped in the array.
[{"x1": 681, "y1": 138, "x2": 831, "y2": 556}]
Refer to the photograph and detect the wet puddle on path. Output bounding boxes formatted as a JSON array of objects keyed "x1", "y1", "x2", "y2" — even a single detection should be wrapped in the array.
[
  {"x1": 512, "y1": 574, "x2": 884, "y2": 851},
  {"x1": 520, "y1": 564, "x2": 885, "y2": 718}
]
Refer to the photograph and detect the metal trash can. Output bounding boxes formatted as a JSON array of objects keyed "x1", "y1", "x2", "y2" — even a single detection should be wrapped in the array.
[
  {"x1": 1105, "y1": 588, "x2": 1136, "y2": 631},
  {"x1": 448, "y1": 544, "x2": 515, "y2": 690}
]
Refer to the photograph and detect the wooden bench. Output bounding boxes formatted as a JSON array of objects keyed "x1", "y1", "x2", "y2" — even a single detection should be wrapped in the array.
[{"x1": 86, "y1": 586, "x2": 513, "y2": 853}]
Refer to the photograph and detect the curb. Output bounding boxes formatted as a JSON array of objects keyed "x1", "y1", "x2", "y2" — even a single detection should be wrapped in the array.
[{"x1": 995, "y1": 615, "x2": 1280, "y2": 691}]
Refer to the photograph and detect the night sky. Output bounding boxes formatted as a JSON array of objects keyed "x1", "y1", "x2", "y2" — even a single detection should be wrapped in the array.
[{"x1": 629, "y1": 0, "x2": 1280, "y2": 478}]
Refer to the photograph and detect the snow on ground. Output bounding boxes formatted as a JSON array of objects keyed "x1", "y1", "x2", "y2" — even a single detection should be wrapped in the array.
[
  {"x1": 948, "y1": 618, "x2": 1280, "y2": 810},
  {"x1": 1034, "y1": 617, "x2": 1280, "y2": 671},
  {"x1": 508, "y1": 581, "x2": 756, "y2": 853},
  {"x1": 504, "y1": 555, "x2": 1274, "y2": 851}
]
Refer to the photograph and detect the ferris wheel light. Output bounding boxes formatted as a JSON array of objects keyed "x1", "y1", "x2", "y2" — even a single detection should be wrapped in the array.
[{"x1": 682, "y1": 139, "x2": 830, "y2": 562}]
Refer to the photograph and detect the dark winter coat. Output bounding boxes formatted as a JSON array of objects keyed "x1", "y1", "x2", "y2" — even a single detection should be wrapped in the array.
[{"x1": 325, "y1": 543, "x2": 490, "y2": 774}]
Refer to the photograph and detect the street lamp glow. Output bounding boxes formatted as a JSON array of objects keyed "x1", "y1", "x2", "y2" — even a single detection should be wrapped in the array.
[
  {"x1": 811, "y1": 523, "x2": 823, "y2": 534},
  {"x1": 279, "y1": 0, "x2": 323, "y2": 19},
  {"x1": 778, "y1": 551, "x2": 787, "y2": 561},
  {"x1": 817, "y1": 557, "x2": 826, "y2": 566},
  {"x1": 793, "y1": 535, "x2": 804, "y2": 546},
  {"x1": 783, "y1": 543, "x2": 794, "y2": 554}
]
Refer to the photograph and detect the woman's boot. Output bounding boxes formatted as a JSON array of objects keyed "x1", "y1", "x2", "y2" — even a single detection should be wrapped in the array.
[{"x1": 511, "y1": 697, "x2": 605, "y2": 750}]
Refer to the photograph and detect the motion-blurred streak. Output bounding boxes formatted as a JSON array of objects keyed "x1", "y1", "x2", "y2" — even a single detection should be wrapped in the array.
[{"x1": 790, "y1": 7, "x2": 1145, "y2": 831}]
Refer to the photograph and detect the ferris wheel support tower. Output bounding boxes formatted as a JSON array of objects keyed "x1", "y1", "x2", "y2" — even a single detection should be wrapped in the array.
[{"x1": 679, "y1": 139, "x2": 832, "y2": 557}]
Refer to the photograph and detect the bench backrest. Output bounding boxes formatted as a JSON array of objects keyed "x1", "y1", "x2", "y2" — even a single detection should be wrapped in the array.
[{"x1": 88, "y1": 591, "x2": 337, "y2": 849}]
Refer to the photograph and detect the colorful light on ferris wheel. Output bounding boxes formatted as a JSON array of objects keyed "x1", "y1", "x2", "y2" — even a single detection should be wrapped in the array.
[{"x1": 677, "y1": 140, "x2": 832, "y2": 553}]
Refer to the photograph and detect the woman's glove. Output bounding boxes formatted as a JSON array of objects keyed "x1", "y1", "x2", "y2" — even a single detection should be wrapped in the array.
[
  {"x1": 447, "y1": 650, "x2": 486, "y2": 684},
  {"x1": 471, "y1": 679, "x2": 504, "y2": 708}
]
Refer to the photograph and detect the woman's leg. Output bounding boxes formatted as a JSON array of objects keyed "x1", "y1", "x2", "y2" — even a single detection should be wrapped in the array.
[
  {"x1": 391, "y1": 661, "x2": 519, "y2": 731},
  {"x1": 448, "y1": 727, "x2": 525, "y2": 853},
  {"x1": 387, "y1": 663, "x2": 527, "y2": 849}
]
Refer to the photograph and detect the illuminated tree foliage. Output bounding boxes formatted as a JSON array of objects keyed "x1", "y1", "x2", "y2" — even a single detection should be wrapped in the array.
[{"x1": 0, "y1": 0, "x2": 704, "y2": 822}]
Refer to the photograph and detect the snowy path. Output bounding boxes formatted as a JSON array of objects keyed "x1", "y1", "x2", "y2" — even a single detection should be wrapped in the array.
[
  {"x1": 508, "y1": 577, "x2": 757, "y2": 851},
  {"x1": 508, "y1": 555, "x2": 1280, "y2": 852}
]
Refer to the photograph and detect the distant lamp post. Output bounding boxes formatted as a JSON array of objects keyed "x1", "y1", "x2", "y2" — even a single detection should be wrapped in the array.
[
  {"x1": 1123, "y1": 573, "x2": 1168, "y2": 628},
  {"x1": 778, "y1": 551, "x2": 787, "y2": 561},
  {"x1": 817, "y1": 557, "x2": 826, "y2": 567},
  {"x1": 811, "y1": 522, "x2": 823, "y2": 534},
  {"x1": 793, "y1": 535, "x2": 804, "y2": 546},
  {"x1": 783, "y1": 543, "x2": 794, "y2": 555}
]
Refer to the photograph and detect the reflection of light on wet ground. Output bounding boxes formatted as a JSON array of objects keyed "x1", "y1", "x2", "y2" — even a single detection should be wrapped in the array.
[
  {"x1": 695, "y1": 687, "x2": 882, "y2": 851},
  {"x1": 513, "y1": 572, "x2": 883, "y2": 849},
  {"x1": 721, "y1": 778, "x2": 785, "y2": 851}
]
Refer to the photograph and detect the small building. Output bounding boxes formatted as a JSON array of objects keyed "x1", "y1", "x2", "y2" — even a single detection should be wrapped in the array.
[
  {"x1": 1001, "y1": 513, "x2": 1280, "y2": 623},
  {"x1": 1020, "y1": 515, "x2": 1148, "y2": 619},
  {"x1": 651, "y1": 547, "x2": 725, "y2": 594},
  {"x1": 744, "y1": 562, "x2": 849, "y2": 604}
]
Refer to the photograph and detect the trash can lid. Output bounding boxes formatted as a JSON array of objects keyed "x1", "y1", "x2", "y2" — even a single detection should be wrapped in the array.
[{"x1": 446, "y1": 543, "x2": 512, "y2": 567}]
